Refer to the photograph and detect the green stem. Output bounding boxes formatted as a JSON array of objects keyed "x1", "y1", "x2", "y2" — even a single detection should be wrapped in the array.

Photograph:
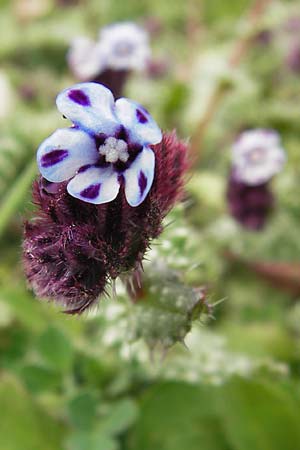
[{"x1": 0, "y1": 157, "x2": 36, "y2": 239}]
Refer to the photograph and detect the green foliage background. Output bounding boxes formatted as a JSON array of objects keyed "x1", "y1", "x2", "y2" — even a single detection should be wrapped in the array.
[{"x1": 1, "y1": 0, "x2": 300, "y2": 449}]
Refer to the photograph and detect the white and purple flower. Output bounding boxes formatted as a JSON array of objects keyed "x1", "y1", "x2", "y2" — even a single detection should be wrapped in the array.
[
  {"x1": 68, "y1": 22, "x2": 151, "y2": 81},
  {"x1": 98, "y1": 22, "x2": 150, "y2": 71},
  {"x1": 232, "y1": 129, "x2": 286, "y2": 186},
  {"x1": 37, "y1": 82, "x2": 162, "y2": 206}
]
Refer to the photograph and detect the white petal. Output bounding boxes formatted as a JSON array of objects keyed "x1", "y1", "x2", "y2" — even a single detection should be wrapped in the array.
[
  {"x1": 56, "y1": 82, "x2": 119, "y2": 136},
  {"x1": 37, "y1": 128, "x2": 99, "y2": 182},
  {"x1": 124, "y1": 147, "x2": 155, "y2": 207},
  {"x1": 67, "y1": 165, "x2": 120, "y2": 204},
  {"x1": 233, "y1": 129, "x2": 280, "y2": 157},
  {"x1": 115, "y1": 98, "x2": 162, "y2": 146},
  {"x1": 99, "y1": 22, "x2": 149, "y2": 45},
  {"x1": 234, "y1": 145, "x2": 286, "y2": 185},
  {"x1": 67, "y1": 37, "x2": 106, "y2": 80}
]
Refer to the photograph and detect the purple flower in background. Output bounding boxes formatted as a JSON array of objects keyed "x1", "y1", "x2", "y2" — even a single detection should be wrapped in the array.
[
  {"x1": 97, "y1": 22, "x2": 151, "y2": 71},
  {"x1": 227, "y1": 129, "x2": 286, "y2": 231},
  {"x1": 68, "y1": 23, "x2": 151, "y2": 84},
  {"x1": 37, "y1": 82, "x2": 162, "y2": 207},
  {"x1": 283, "y1": 16, "x2": 300, "y2": 33},
  {"x1": 286, "y1": 43, "x2": 300, "y2": 73},
  {"x1": 232, "y1": 129, "x2": 286, "y2": 186}
]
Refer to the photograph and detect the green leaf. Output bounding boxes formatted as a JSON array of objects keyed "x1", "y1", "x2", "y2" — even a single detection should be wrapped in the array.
[
  {"x1": 0, "y1": 285, "x2": 47, "y2": 333},
  {"x1": 0, "y1": 374, "x2": 64, "y2": 450},
  {"x1": 19, "y1": 365, "x2": 62, "y2": 393},
  {"x1": 99, "y1": 398, "x2": 139, "y2": 436},
  {"x1": 203, "y1": 0, "x2": 252, "y2": 23},
  {"x1": 66, "y1": 431, "x2": 119, "y2": 450},
  {"x1": 129, "y1": 382, "x2": 229, "y2": 450},
  {"x1": 0, "y1": 157, "x2": 36, "y2": 240},
  {"x1": 217, "y1": 377, "x2": 300, "y2": 450},
  {"x1": 0, "y1": 326, "x2": 28, "y2": 367},
  {"x1": 67, "y1": 391, "x2": 99, "y2": 430},
  {"x1": 36, "y1": 326, "x2": 74, "y2": 372}
]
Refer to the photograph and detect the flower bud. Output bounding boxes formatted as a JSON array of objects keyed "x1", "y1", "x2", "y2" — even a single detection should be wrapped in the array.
[
  {"x1": 227, "y1": 171, "x2": 274, "y2": 231},
  {"x1": 126, "y1": 263, "x2": 210, "y2": 349}
]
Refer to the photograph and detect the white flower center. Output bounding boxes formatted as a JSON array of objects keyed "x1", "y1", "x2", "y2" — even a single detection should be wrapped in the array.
[
  {"x1": 113, "y1": 41, "x2": 135, "y2": 57},
  {"x1": 250, "y1": 148, "x2": 264, "y2": 163},
  {"x1": 99, "y1": 137, "x2": 129, "y2": 163}
]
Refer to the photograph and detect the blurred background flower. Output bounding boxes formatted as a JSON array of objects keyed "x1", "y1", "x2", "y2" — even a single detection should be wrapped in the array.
[
  {"x1": 67, "y1": 21, "x2": 167, "y2": 98},
  {"x1": 227, "y1": 128, "x2": 285, "y2": 230}
]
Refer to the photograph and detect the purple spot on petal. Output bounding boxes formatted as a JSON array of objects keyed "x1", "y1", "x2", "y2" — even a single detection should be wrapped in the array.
[
  {"x1": 41, "y1": 149, "x2": 68, "y2": 168},
  {"x1": 68, "y1": 89, "x2": 91, "y2": 106},
  {"x1": 136, "y1": 108, "x2": 148, "y2": 124},
  {"x1": 80, "y1": 183, "x2": 101, "y2": 200},
  {"x1": 138, "y1": 171, "x2": 147, "y2": 196}
]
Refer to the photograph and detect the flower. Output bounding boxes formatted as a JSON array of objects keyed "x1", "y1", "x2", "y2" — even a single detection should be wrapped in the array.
[
  {"x1": 232, "y1": 129, "x2": 286, "y2": 186},
  {"x1": 227, "y1": 129, "x2": 285, "y2": 231},
  {"x1": 24, "y1": 81, "x2": 188, "y2": 313},
  {"x1": 68, "y1": 22, "x2": 151, "y2": 81},
  {"x1": 98, "y1": 22, "x2": 151, "y2": 71},
  {"x1": 37, "y1": 82, "x2": 162, "y2": 207}
]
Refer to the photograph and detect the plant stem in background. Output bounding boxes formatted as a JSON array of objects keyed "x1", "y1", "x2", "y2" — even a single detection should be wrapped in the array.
[
  {"x1": 224, "y1": 250, "x2": 300, "y2": 297},
  {"x1": 189, "y1": 0, "x2": 273, "y2": 165},
  {"x1": 0, "y1": 157, "x2": 36, "y2": 240}
]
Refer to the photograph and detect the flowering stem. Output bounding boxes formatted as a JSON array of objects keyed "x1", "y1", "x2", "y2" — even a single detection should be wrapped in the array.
[
  {"x1": 189, "y1": 0, "x2": 273, "y2": 165},
  {"x1": 0, "y1": 157, "x2": 36, "y2": 239}
]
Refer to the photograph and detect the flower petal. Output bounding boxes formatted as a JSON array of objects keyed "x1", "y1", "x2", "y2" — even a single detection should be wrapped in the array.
[
  {"x1": 115, "y1": 98, "x2": 162, "y2": 146},
  {"x1": 124, "y1": 147, "x2": 155, "y2": 207},
  {"x1": 233, "y1": 129, "x2": 280, "y2": 156},
  {"x1": 37, "y1": 128, "x2": 99, "y2": 182},
  {"x1": 67, "y1": 37, "x2": 107, "y2": 80},
  {"x1": 56, "y1": 83, "x2": 120, "y2": 136},
  {"x1": 232, "y1": 129, "x2": 286, "y2": 185},
  {"x1": 67, "y1": 165, "x2": 120, "y2": 204}
]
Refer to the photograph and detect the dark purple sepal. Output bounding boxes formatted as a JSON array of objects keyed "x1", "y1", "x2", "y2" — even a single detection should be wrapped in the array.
[
  {"x1": 227, "y1": 170, "x2": 274, "y2": 231},
  {"x1": 93, "y1": 69, "x2": 129, "y2": 99}
]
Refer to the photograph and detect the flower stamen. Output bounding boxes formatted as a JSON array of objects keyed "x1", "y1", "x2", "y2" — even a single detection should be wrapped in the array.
[{"x1": 99, "y1": 136, "x2": 129, "y2": 163}]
